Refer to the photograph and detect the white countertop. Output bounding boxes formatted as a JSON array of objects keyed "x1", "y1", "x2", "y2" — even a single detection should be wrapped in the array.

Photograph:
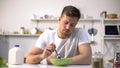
[{"x1": 8, "y1": 64, "x2": 92, "y2": 68}]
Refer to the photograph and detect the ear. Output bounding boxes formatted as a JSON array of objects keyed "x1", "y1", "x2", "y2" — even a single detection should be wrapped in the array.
[
  {"x1": 58, "y1": 17, "x2": 61, "y2": 21},
  {"x1": 58, "y1": 17, "x2": 61, "y2": 24}
]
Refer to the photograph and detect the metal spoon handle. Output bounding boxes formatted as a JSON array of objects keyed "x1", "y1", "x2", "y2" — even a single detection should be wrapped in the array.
[
  {"x1": 55, "y1": 50, "x2": 59, "y2": 56},
  {"x1": 55, "y1": 50, "x2": 61, "y2": 59}
]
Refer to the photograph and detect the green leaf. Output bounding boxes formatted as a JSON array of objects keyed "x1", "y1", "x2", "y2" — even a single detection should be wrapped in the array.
[{"x1": 0, "y1": 56, "x2": 7, "y2": 67}]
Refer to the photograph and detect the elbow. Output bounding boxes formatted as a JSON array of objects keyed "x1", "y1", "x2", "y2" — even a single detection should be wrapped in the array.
[
  {"x1": 86, "y1": 58, "x2": 92, "y2": 65},
  {"x1": 25, "y1": 57, "x2": 38, "y2": 64},
  {"x1": 83, "y1": 54, "x2": 92, "y2": 65},
  {"x1": 86, "y1": 54, "x2": 92, "y2": 64},
  {"x1": 82, "y1": 56, "x2": 92, "y2": 65},
  {"x1": 25, "y1": 57, "x2": 31, "y2": 64},
  {"x1": 25, "y1": 60, "x2": 38, "y2": 64}
]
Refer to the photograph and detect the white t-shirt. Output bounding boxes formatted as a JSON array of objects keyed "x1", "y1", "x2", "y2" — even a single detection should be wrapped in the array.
[{"x1": 35, "y1": 28, "x2": 90, "y2": 58}]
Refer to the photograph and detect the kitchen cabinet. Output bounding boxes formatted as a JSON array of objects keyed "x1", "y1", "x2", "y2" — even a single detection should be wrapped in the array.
[{"x1": 102, "y1": 19, "x2": 120, "y2": 65}]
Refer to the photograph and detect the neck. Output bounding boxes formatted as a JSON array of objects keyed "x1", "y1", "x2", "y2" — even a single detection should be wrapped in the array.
[{"x1": 57, "y1": 30, "x2": 70, "y2": 39}]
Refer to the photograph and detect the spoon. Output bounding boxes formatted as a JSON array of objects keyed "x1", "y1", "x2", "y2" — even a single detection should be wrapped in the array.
[{"x1": 55, "y1": 50, "x2": 61, "y2": 59}]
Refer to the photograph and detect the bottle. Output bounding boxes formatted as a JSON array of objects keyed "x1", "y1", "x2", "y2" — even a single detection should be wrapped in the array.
[
  {"x1": 92, "y1": 52, "x2": 104, "y2": 68},
  {"x1": 20, "y1": 27, "x2": 25, "y2": 34},
  {"x1": 8, "y1": 44, "x2": 24, "y2": 65}
]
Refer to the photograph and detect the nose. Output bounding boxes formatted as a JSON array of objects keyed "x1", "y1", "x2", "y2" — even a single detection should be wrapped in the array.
[{"x1": 66, "y1": 24, "x2": 70, "y2": 29}]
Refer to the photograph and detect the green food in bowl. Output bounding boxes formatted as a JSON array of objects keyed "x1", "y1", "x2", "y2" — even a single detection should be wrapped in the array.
[{"x1": 50, "y1": 58, "x2": 71, "y2": 66}]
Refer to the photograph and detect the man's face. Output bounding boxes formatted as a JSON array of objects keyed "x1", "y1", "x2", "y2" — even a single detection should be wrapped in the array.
[{"x1": 58, "y1": 15, "x2": 79, "y2": 36}]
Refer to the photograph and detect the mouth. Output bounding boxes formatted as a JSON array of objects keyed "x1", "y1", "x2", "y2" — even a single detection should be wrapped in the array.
[
  {"x1": 63, "y1": 30, "x2": 70, "y2": 34},
  {"x1": 64, "y1": 29, "x2": 70, "y2": 32},
  {"x1": 63, "y1": 30, "x2": 71, "y2": 36}
]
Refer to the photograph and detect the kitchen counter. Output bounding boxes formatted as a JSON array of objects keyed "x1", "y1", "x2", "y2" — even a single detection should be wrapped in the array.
[{"x1": 8, "y1": 64, "x2": 92, "y2": 68}]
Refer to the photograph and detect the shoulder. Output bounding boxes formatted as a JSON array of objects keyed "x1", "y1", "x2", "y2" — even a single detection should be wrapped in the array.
[
  {"x1": 39, "y1": 28, "x2": 57, "y2": 40},
  {"x1": 75, "y1": 27, "x2": 89, "y2": 39},
  {"x1": 43, "y1": 28, "x2": 57, "y2": 36},
  {"x1": 75, "y1": 28, "x2": 90, "y2": 44},
  {"x1": 74, "y1": 27, "x2": 86, "y2": 34}
]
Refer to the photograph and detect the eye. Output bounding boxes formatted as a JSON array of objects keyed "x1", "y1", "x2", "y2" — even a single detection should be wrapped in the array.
[
  {"x1": 63, "y1": 21, "x2": 68, "y2": 24},
  {"x1": 70, "y1": 23, "x2": 75, "y2": 27}
]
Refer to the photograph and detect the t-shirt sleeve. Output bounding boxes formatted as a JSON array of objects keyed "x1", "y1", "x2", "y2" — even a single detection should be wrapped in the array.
[
  {"x1": 35, "y1": 30, "x2": 48, "y2": 50},
  {"x1": 78, "y1": 29, "x2": 90, "y2": 45},
  {"x1": 34, "y1": 29, "x2": 56, "y2": 50}
]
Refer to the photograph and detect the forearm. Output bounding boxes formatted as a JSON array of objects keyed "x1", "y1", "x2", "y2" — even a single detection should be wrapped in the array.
[
  {"x1": 26, "y1": 54, "x2": 44, "y2": 64},
  {"x1": 70, "y1": 43, "x2": 92, "y2": 65},
  {"x1": 70, "y1": 54, "x2": 92, "y2": 65}
]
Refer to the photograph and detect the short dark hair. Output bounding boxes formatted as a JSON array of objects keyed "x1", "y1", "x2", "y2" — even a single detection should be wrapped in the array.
[{"x1": 60, "y1": 5, "x2": 81, "y2": 19}]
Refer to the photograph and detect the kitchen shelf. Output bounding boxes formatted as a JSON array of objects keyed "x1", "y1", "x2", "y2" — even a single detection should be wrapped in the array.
[
  {"x1": 103, "y1": 19, "x2": 120, "y2": 25},
  {"x1": 104, "y1": 18, "x2": 120, "y2": 22},
  {"x1": 31, "y1": 19, "x2": 58, "y2": 22},
  {"x1": 0, "y1": 34, "x2": 40, "y2": 37},
  {"x1": 104, "y1": 35, "x2": 120, "y2": 40},
  {"x1": 31, "y1": 18, "x2": 101, "y2": 22}
]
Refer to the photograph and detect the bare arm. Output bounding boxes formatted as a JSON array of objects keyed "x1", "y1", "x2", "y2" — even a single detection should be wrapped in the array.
[
  {"x1": 70, "y1": 43, "x2": 92, "y2": 65},
  {"x1": 26, "y1": 43, "x2": 56, "y2": 64},
  {"x1": 25, "y1": 47, "x2": 43, "y2": 64}
]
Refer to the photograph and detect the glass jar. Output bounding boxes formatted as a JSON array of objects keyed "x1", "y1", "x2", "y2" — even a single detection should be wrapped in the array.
[{"x1": 92, "y1": 52, "x2": 104, "y2": 68}]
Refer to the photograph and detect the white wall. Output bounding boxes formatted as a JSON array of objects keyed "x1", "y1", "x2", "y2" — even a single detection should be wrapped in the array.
[{"x1": 0, "y1": 0, "x2": 120, "y2": 33}]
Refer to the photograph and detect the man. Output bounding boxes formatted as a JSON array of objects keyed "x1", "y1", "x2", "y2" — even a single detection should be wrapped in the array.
[{"x1": 26, "y1": 5, "x2": 92, "y2": 65}]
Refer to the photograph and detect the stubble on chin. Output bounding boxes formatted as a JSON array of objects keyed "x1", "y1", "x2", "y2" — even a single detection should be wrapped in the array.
[{"x1": 62, "y1": 30, "x2": 71, "y2": 36}]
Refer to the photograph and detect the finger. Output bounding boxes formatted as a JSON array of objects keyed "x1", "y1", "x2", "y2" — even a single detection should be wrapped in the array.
[
  {"x1": 49, "y1": 43, "x2": 56, "y2": 50},
  {"x1": 46, "y1": 49, "x2": 52, "y2": 56},
  {"x1": 47, "y1": 47, "x2": 54, "y2": 52},
  {"x1": 50, "y1": 43, "x2": 56, "y2": 48},
  {"x1": 47, "y1": 45, "x2": 55, "y2": 52},
  {"x1": 45, "y1": 43, "x2": 56, "y2": 53},
  {"x1": 43, "y1": 49, "x2": 51, "y2": 57}
]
